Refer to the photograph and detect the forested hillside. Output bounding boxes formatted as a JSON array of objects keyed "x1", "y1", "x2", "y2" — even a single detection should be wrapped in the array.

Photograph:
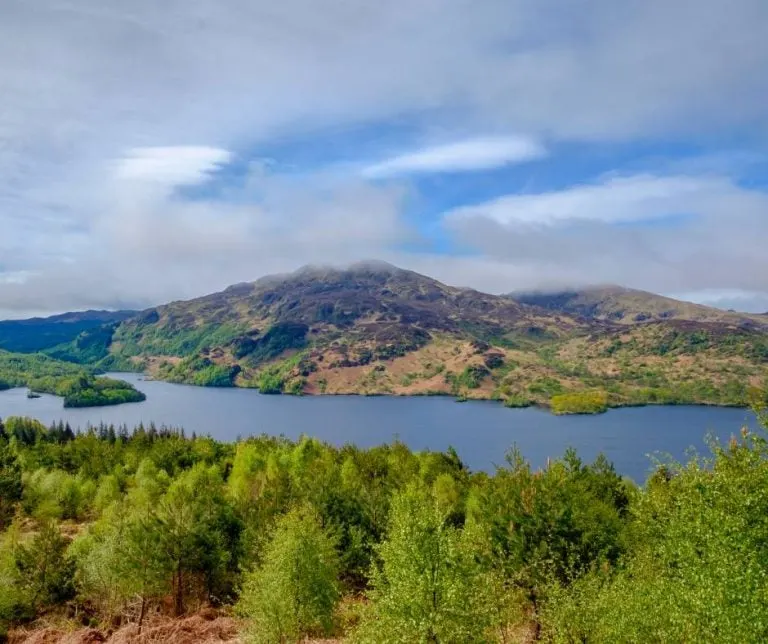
[
  {"x1": 0, "y1": 311, "x2": 135, "y2": 354},
  {"x1": 0, "y1": 351, "x2": 145, "y2": 408},
  {"x1": 44, "y1": 262, "x2": 768, "y2": 414},
  {"x1": 1, "y1": 409, "x2": 767, "y2": 642}
]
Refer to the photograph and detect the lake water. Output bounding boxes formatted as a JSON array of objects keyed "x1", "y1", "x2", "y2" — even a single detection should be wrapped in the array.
[{"x1": 0, "y1": 372, "x2": 761, "y2": 482}]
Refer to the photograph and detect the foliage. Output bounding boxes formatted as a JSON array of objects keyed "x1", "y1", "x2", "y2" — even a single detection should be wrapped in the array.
[
  {"x1": 72, "y1": 501, "x2": 171, "y2": 624},
  {"x1": 550, "y1": 390, "x2": 609, "y2": 414},
  {"x1": 467, "y1": 447, "x2": 630, "y2": 634},
  {"x1": 0, "y1": 350, "x2": 90, "y2": 387},
  {"x1": 528, "y1": 376, "x2": 565, "y2": 397},
  {"x1": 60, "y1": 377, "x2": 146, "y2": 407},
  {"x1": 237, "y1": 505, "x2": 339, "y2": 643},
  {"x1": 502, "y1": 394, "x2": 532, "y2": 408},
  {"x1": 44, "y1": 323, "x2": 119, "y2": 364},
  {"x1": 355, "y1": 486, "x2": 498, "y2": 643},
  {"x1": 541, "y1": 426, "x2": 768, "y2": 643},
  {"x1": 156, "y1": 463, "x2": 243, "y2": 613},
  {"x1": 114, "y1": 321, "x2": 246, "y2": 358},
  {"x1": 0, "y1": 426, "x2": 22, "y2": 529},
  {"x1": 0, "y1": 520, "x2": 76, "y2": 631},
  {"x1": 444, "y1": 364, "x2": 490, "y2": 395},
  {"x1": 159, "y1": 356, "x2": 241, "y2": 387},
  {"x1": 252, "y1": 353, "x2": 307, "y2": 395},
  {"x1": 236, "y1": 322, "x2": 309, "y2": 365},
  {"x1": 1, "y1": 409, "x2": 767, "y2": 641},
  {"x1": 0, "y1": 350, "x2": 145, "y2": 407}
]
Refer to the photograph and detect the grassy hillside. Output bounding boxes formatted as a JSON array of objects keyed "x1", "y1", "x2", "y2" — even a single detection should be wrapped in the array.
[
  {"x1": 0, "y1": 350, "x2": 145, "y2": 408},
  {"x1": 0, "y1": 310, "x2": 135, "y2": 353},
  {"x1": 47, "y1": 263, "x2": 768, "y2": 413}
]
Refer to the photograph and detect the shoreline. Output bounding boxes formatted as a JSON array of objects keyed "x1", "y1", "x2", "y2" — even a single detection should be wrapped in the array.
[{"x1": 102, "y1": 372, "x2": 755, "y2": 416}]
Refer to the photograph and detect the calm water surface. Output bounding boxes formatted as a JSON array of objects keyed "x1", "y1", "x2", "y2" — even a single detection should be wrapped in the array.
[{"x1": 0, "y1": 372, "x2": 759, "y2": 482}]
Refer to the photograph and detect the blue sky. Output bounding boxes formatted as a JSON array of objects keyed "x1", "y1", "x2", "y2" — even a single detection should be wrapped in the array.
[{"x1": 1, "y1": 0, "x2": 768, "y2": 317}]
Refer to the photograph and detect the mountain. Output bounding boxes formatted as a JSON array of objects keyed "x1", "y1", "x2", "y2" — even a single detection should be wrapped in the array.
[
  {"x1": 0, "y1": 310, "x2": 137, "y2": 353},
  {"x1": 508, "y1": 285, "x2": 767, "y2": 328},
  {"x1": 113, "y1": 260, "x2": 581, "y2": 353},
  {"x1": 70, "y1": 262, "x2": 766, "y2": 413}
]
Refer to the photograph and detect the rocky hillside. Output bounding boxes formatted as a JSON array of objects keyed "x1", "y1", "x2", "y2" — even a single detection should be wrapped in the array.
[{"x1": 51, "y1": 262, "x2": 768, "y2": 412}]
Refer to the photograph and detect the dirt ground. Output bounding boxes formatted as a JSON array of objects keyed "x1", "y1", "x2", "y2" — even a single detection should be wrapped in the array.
[
  {"x1": 9, "y1": 611, "x2": 241, "y2": 644},
  {"x1": 9, "y1": 610, "x2": 343, "y2": 644}
]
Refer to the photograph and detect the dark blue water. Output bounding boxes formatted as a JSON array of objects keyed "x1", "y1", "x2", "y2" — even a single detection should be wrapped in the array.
[{"x1": 0, "y1": 372, "x2": 760, "y2": 482}]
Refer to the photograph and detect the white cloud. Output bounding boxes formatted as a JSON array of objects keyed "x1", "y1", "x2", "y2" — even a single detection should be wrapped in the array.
[
  {"x1": 1, "y1": 0, "x2": 768, "y2": 316},
  {"x1": 0, "y1": 167, "x2": 412, "y2": 318},
  {"x1": 439, "y1": 172, "x2": 768, "y2": 305},
  {"x1": 362, "y1": 136, "x2": 546, "y2": 177},
  {"x1": 0, "y1": 271, "x2": 33, "y2": 285},
  {"x1": 445, "y1": 174, "x2": 742, "y2": 226},
  {"x1": 115, "y1": 147, "x2": 231, "y2": 185}
]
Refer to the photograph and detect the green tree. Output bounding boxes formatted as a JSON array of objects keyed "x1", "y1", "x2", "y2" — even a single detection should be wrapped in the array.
[
  {"x1": 73, "y1": 500, "x2": 171, "y2": 631},
  {"x1": 0, "y1": 431, "x2": 22, "y2": 529},
  {"x1": 237, "y1": 505, "x2": 340, "y2": 644},
  {"x1": 0, "y1": 523, "x2": 30, "y2": 638},
  {"x1": 355, "y1": 486, "x2": 496, "y2": 643},
  {"x1": 12, "y1": 521, "x2": 76, "y2": 611},
  {"x1": 156, "y1": 464, "x2": 240, "y2": 614},
  {"x1": 467, "y1": 448, "x2": 629, "y2": 636}
]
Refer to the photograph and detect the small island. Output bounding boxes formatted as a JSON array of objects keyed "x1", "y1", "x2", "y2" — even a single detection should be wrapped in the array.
[
  {"x1": 0, "y1": 350, "x2": 145, "y2": 408},
  {"x1": 59, "y1": 376, "x2": 146, "y2": 407}
]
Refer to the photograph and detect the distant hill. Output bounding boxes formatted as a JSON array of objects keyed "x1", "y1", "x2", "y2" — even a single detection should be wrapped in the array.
[
  {"x1": 0, "y1": 310, "x2": 137, "y2": 353},
  {"x1": 507, "y1": 285, "x2": 767, "y2": 329},
  {"x1": 54, "y1": 262, "x2": 764, "y2": 412}
]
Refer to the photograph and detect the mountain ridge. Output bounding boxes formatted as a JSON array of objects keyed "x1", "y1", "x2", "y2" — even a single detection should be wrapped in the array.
[
  {"x1": 507, "y1": 285, "x2": 766, "y2": 328},
  {"x1": 37, "y1": 262, "x2": 759, "y2": 413},
  {"x1": 0, "y1": 310, "x2": 136, "y2": 354}
]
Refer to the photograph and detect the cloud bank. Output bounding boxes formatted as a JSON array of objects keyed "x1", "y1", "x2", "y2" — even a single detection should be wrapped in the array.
[{"x1": 0, "y1": 0, "x2": 767, "y2": 316}]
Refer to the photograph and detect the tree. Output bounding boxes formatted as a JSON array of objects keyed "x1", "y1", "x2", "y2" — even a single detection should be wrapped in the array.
[
  {"x1": 12, "y1": 521, "x2": 75, "y2": 611},
  {"x1": 73, "y1": 501, "x2": 171, "y2": 631},
  {"x1": 0, "y1": 437, "x2": 22, "y2": 529},
  {"x1": 466, "y1": 448, "x2": 629, "y2": 636},
  {"x1": 355, "y1": 486, "x2": 497, "y2": 643},
  {"x1": 237, "y1": 505, "x2": 339, "y2": 644},
  {"x1": 156, "y1": 464, "x2": 240, "y2": 615}
]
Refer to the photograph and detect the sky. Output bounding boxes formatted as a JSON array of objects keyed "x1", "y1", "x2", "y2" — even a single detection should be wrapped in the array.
[{"x1": 2, "y1": 0, "x2": 768, "y2": 318}]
